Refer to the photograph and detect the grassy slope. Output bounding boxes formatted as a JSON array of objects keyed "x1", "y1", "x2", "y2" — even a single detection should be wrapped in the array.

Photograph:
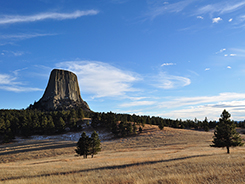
[{"x1": 0, "y1": 125, "x2": 245, "y2": 184}]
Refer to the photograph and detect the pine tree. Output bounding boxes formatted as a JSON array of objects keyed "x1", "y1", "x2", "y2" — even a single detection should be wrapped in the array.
[
  {"x1": 56, "y1": 117, "x2": 66, "y2": 132},
  {"x1": 75, "y1": 132, "x2": 90, "y2": 158},
  {"x1": 139, "y1": 126, "x2": 143, "y2": 133},
  {"x1": 203, "y1": 117, "x2": 209, "y2": 132},
  {"x1": 126, "y1": 122, "x2": 133, "y2": 135},
  {"x1": 133, "y1": 123, "x2": 137, "y2": 134},
  {"x1": 91, "y1": 112, "x2": 100, "y2": 128},
  {"x1": 210, "y1": 110, "x2": 244, "y2": 154},
  {"x1": 158, "y1": 120, "x2": 164, "y2": 130},
  {"x1": 90, "y1": 131, "x2": 101, "y2": 158},
  {"x1": 77, "y1": 107, "x2": 85, "y2": 119}
]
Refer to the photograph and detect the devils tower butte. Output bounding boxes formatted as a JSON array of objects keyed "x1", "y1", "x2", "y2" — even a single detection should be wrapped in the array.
[{"x1": 32, "y1": 69, "x2": 90, "y2": 111}]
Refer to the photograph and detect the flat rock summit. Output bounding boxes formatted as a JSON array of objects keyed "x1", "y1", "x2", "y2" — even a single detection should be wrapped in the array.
[{"x1": 32, "y1": 69, "x2": 90, "y2": 111}]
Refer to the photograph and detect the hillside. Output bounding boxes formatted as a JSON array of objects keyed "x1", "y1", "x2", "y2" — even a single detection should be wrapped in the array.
[{"x1": 0, "y1": 125, "x2": 245, "y2": 183}]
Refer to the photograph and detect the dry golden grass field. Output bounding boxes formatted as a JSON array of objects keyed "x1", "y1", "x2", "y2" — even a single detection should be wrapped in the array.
[{"x1": 0, "y1": 125, "x2": 245, "y2": 184}]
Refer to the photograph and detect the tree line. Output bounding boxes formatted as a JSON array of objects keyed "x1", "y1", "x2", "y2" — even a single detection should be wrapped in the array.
[
  {"x1": 90, "y1": 112, "x2": 217, "y2": 136},
  {"x1": 1, "y1": 107, "x2": 245, "y2": 144},
  {"x1": 1, "y1": 108, "x2": 244, "y2": 154},
  {"x1": 0, "y1": 108, "x2": 91, "y2": 143}
]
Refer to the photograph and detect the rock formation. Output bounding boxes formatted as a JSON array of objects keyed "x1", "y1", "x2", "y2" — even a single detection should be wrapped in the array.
[{"x1": 32, "y1": 69, "x2": 90, "y2": 111}]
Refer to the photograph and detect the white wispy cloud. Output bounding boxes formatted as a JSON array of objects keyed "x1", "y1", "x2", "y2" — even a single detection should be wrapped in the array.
[
  {"x1": 161, "y1": 63, "x2": 176, "y2": 66},
  {"x1": 159, "y1": 92, "x2": 245, "y2": 109},
  {"x1": 0, "y1": 74, "x2": 16, "y2": 85},
  {"x1": 237, "y1": 15, "x2": 245, "y2": 23},
  {"x1": 1, "y1": 50, "x2": 25, "y2": 56},
  {"x1": 120, "y1": 100, "x2": 156, "y2": 107},
  {"x1": 0, "y1": 33, "x2": 56, "y2": 40},
  {"x1": 147, "y1": 1, "x2": 245, "y2": 23},
  {"x1": 227, "y1": 66, "x2": 231, "y2": 69},
  {"x1": 0, "y1": 33, "x2": 56, "y2": 45},
  {"x1": 146, "y1": 0, "x2": 195, "y2": 19},
  {"x1": 212, "y1": 17, "x2": 222, "y2": 23},
  {"x1": 216, "y1": 48, "x2": 226, "y2": 54},
  {"x1": 197, "y1": 16, "x2": 204, "y2": 19},
  {"x1": 196, "y1": 1, "x2": 245, "y2": 16},
  {"x1": 227, "y1": 48, "x2": 245, "y2": 57},
  {"x1": 119, "y1": 92, "x2": 245, "y2": 120},
  {"x1": 205, "y1": 68, "x2": 210, "y2": 71},
  {"x1": 154, "y1": 72, "x2": 191, "y2": 89},
  {"x1": 56, "y1": 61, "x2": 141, "y2": 98},
  {"x1": 0, "y1": 73, "x2": 42, "y2": 92},
  {"x1": 161, "y1": 100, "x2": 245, "y2": 120},
  {"x1": 0, "y1": 86, "x2": 42, "y2": 92},
  {"x1": 0, "y1": 10, "x2": 99, "y2": 25}
]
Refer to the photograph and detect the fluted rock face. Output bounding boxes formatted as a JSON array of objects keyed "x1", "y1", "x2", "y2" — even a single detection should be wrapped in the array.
[{"x1": 34, "y1": 69, "x2": 90, "y2": 111}]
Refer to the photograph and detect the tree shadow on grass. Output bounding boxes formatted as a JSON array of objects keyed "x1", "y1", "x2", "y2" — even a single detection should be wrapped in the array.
[
  {"x1": 1, "y1": 153, "x2": 214, "y2": 181},
  {"x1": 0, "y1": 141, "x2": 76, "y2": 156}
]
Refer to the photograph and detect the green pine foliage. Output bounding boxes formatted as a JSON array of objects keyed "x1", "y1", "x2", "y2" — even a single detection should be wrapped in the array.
[
  {"x1": 0, "y1": 108, "x2": 93, "y2": 143},
  {"x1": 75, "y1": 132, "x2": 90, "y2": 158},
  {"x1": 75, "y1": 131, "x2": 101, "y2": 158},
  {"x1": 90, "y1": 131, "x2": 101, "y2": 158},
  {"x1": 210, "y1": 110, "x2": 244, "y2": 154}
]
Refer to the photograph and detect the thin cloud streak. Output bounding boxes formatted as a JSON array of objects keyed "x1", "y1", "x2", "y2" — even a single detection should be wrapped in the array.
[
  {"x1": 146, "y1": 1, "x2": 245, "y2": 21},
  {"x1": 155, "y1": 72, "x2": 191, "y2": 89},
  {"x1": 120, "y1": 100, "x2": 156, "y2": 108},
  {"x1": 146, "y1": 0, "x2": 196, "y2": 19},
  {"x1": 0, "y1": 86, "x2": 42, "y2": 92},
  {"x1": 196, "y1": 1, "x2": 245, "y2": 15},
  {"x1": 0, "y1": 74, "x2": 16, "y2": 85},
  {"x1": 0, "y1": 73, "x2": 42, "y2": 92},
  {"x1": 160, "y1": 100, "x2": 245, "y2": 120},
  {"x1": 159, "y1": 92, "x2": 245, "y2": 109},
  {"x1": 161, "y1": 63, "x2": 176, "y2": 67},
  {"x1": 0, "y1": 10, "x2": 99, "y2": 25},
  {"x1": 0, "y1": 33, "x2": 56, "y2": 40}
]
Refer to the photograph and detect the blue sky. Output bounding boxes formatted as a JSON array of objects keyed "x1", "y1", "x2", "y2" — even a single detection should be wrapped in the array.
[{"x1": 1, "y1": 0, "x2": 245, "y2": 121}]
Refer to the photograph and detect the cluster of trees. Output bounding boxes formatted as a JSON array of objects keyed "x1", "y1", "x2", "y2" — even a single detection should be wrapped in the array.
[
  {"x1": 0, "y1": 108, "x2": 91, "y2": 143},
  {"x1": 75, "y1": 131, "x2": 101, "y2": 158},
  {"x1": 91, "y1": 112, "x2": 138, "y2": 137},
  {"x1": 90, "y1": 112, "x2": 215, "y2": 136}
]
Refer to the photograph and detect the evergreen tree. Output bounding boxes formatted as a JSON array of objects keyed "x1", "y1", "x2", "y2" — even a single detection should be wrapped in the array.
[
  {"x1": 90, "y1": 131, "x2": 101, "y2": 158},
  {"x1": 133, "y1": 123, "x2": 137, "y2": 134},
  {"x1": 126, "y1": 122, "x2": 133, "y2": 135},
  {"x1": 210, "y1": 110, "x2": 244, "y2": 154},
  {"x1": 146, "y1": 117, "x2": 151, "y2": 125},
  {"x1": 203, "y1": 117, "x2": 209, "y2": 132},
  {"x1": 47, "y1": 115, "x2": 55, "y2": 134},
  {"x1": 77, "y1": 107, "x2": 85, "y2": 119},
  {"x1": 75, "y1": 132, "x2": 90, "y2": 158},
  {"x1": 139, "y1": 126, "x2": 143, "y2": 133},
  {"x1": 56, "y1": 117, "x2": 66, "y2": 132},
  {"x1": 158, "y1": 120, "x2": 164, "y2": 130},
  {"x1": 119, "y1": 121, "x2": 127, "y2": 137},
  {"x1": 91, "y1": 112, "x2": 100, "y2": 128}
]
